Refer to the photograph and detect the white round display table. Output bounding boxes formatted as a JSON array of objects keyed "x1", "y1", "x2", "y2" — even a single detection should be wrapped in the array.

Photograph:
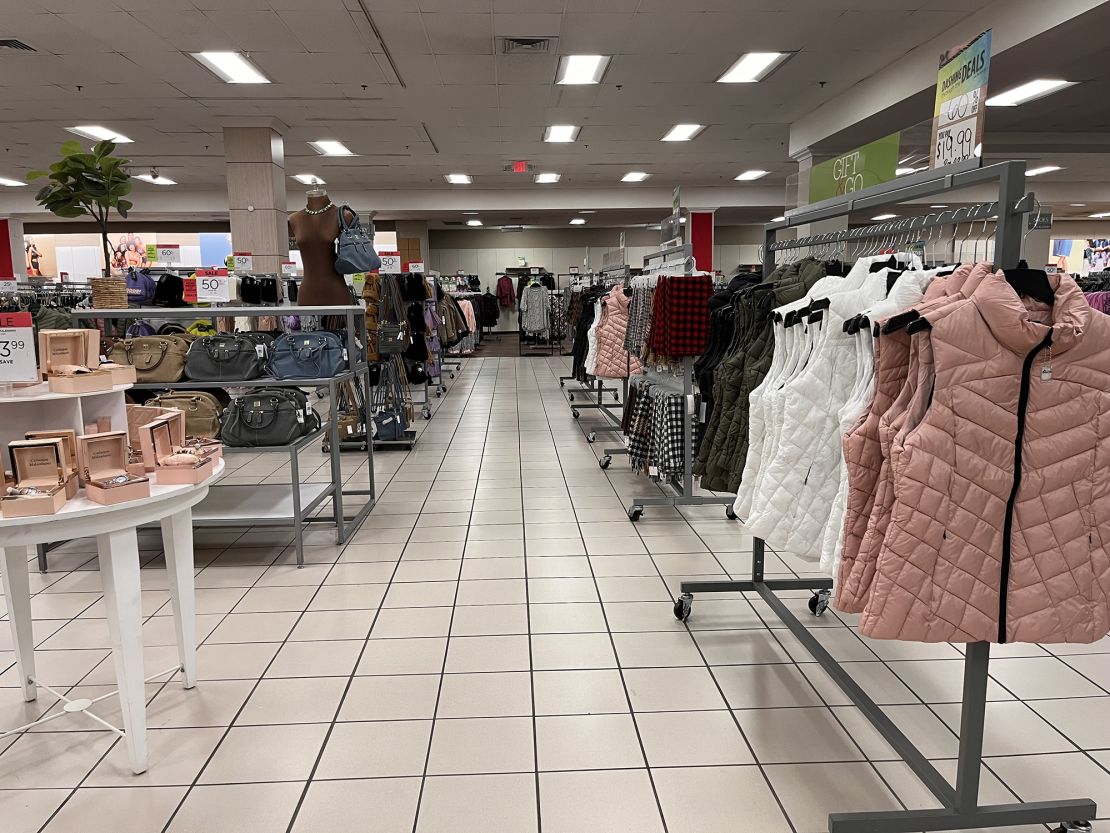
[{"x1": 0, "y1": 460, "x2": 224, "y2": 775}]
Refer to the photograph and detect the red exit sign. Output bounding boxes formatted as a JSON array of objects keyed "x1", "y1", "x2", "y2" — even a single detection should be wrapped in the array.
[{"x1": 512, "y1": 160, "x2": 529, "y2": 173}]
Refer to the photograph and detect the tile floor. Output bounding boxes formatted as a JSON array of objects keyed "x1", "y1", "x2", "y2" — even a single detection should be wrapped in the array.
[{"x1": 2, "y1": 356, "x2": 1110, "y2": 833}]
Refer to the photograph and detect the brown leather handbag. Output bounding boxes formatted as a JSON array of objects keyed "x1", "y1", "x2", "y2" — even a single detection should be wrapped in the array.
[
  {"x1": 147, "y1": 391, "x2": 225, "y2": 438},
  {"x1": 108, "y1": 336, "x2": 189, "y2": 383}
]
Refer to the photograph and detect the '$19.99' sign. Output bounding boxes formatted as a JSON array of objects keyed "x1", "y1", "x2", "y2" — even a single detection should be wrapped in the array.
[{"x1": 0, "y1": 311, "x2": 37, "y2": 382}]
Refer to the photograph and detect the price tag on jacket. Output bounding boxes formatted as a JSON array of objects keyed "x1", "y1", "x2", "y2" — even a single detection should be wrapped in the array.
[
  {"x1": 157, "y1": 244, "x2": 181, "y2": 264},
  {"x1": 233, "y1": 252, "x2": 253, "y2": 272},
  {"x1": 0, "y1": 311, "x2": 37, "y2": 382}
]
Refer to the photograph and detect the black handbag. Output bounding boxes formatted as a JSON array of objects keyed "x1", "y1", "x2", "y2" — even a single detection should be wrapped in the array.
[
  {"x1": 220, "y1": 388, "x2": 320, "y2": 447},
  {"x1": 372, "y1": 408, "x2": 409, "y2": 442},
  {"x1": 152, "y1": 273, "x2": 185, "y2": 307},
  {"x1": 269, "y1": 331, "x2": 348, "y2": 380},
  {"x1": 185, "y1": 335, "x2": 267, "y2": 381},
  {"x1": 236, "y1": 331, "x2": 276, "y2": 359},
  {"x1": 240, "y1": 275, "x2": 261, "y2": 305}
]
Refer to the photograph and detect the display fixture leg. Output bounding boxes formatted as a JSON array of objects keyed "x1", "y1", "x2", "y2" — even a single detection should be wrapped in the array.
[
  {"x1": 160, "y1": 509, "x2": 197, "y2": 690},
  {"x1": 35, "y1": 544, "x2": 47, "y2": 574},
  {"x1": 289, "y1": 446, "x2": 304, "y2": 567},
  {"x1": 1, "y1": 546, "x2": 37, "y2": 702},
  {"x1": 327, "y1": 377, "x2": 345, "y2": 544},
  {"x1": 96, "y1": 527, "x2": 148, "y2": 775}
]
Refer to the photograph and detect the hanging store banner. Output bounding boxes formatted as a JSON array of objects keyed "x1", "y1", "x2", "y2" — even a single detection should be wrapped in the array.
[
  {"x1": 931, "y1": 29, "x2": 991, "y2": 169},
  {"x1": 808, "y1": 132, "x2": 900, "y2": 203}
]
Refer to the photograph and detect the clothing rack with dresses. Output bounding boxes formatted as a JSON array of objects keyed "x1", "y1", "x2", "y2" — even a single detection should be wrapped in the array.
[
  {"x1": 518, "y1": 284, "x2": 561, "y2": 356},
  {"x1": 623, "y1": 245, "x2": 735, "y2": 521},
  {"x1": 674, "y1": 160, "x2": 1095, "y2": 833},
  {"x1": 562, "y1": 265, "x2": 628, "y2": 428}
]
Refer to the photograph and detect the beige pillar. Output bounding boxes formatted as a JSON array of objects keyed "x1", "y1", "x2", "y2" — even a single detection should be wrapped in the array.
[{"x1": 223, "y1": 125, "x2": 288, "y2": 274}]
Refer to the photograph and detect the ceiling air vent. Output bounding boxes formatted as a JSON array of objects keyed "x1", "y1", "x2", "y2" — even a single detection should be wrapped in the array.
[
  {"x1": 0, "y1": 39, "x2": 36, "y2": 52},
  {"x1": 500, "y1": 37, "x2": 555, "y2": 55}
]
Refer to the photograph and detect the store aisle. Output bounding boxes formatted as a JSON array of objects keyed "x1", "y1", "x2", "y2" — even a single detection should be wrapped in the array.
[{"x1": 2, "y1": 357, "x2": 1109, "y2": 833}]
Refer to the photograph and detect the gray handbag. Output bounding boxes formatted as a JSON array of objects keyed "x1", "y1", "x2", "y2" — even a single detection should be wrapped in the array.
[
  {"x1": 185, "y1": 335, "x2": 266, "y2": 381},
  {"x1": 334, "y1": 205, "x2": 382, "y2": 274},
  {"x1": 269, "y1": 332, "x2": 348, "y2": 379},
  {"x1": 220, "y1": 388, "x2": 320, "y2": 447}
]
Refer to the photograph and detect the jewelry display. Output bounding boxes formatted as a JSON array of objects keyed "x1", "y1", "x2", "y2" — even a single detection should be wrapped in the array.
[{"x1": 303, "y1": 201, "x2": 335, "y2": 215}]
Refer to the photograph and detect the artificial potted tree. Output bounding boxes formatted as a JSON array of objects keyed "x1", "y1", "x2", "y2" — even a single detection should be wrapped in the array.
[{"x1": 29, "y1": 139, "x2": 133, "y2": 279}]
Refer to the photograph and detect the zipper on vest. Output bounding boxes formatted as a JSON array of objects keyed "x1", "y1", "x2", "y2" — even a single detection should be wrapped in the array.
[{"x1": 998, "y1": 331, "x2": 1053, "y2": 643}]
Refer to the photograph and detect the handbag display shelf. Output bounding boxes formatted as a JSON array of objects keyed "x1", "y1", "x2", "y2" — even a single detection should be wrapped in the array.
[{"x1": 71, "y1": 304, "x2": 376, "y2": 566}]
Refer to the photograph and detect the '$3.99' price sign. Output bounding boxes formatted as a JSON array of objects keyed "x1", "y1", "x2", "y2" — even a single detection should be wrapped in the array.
[{"x1": 0, "y1": 311, "x2": 37, "y2": 383}]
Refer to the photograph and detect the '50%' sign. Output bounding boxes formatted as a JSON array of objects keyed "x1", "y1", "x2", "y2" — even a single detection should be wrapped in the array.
[{"x1": 195, "y1": 269, "x2": 231, "y2": 303}]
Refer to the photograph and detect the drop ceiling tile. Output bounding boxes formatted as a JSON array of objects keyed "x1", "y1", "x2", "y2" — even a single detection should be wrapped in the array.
[
  {"x1": 437, "y1": 55, "x2": 497, "y2": 86},
  {"x1": 492, "y1": 13, "x2": 562, "y2": 37},
  {"x1": 279, "y1": 10, "x2": 373, "y2": 53},
  {"x1": 362, "y1": 11, "x2": 430, "y2": 55},
  {"x1": 422, "y1": 13, "x2": 494, "y2": 55},
  {"x1": 557, "y1": 13, "x2": 634, "y2": 53},
  {"x1": 494, "y1": 54, "x2": 558, "y2": 85},
  {"x1": 419, "y1": 0, "x2": 491, "y2": 10}
]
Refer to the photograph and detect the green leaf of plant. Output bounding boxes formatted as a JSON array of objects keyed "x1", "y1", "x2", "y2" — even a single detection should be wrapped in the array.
[
  {"x1": 26, "y1": 171, "x2": 48, "y2": 181},
  {"x1": 59, "y1": 140, "x2": 84, "y2": 156}
]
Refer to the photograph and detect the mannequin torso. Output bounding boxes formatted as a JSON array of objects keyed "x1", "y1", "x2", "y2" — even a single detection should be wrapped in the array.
[{"x1": 288, "y1": 193, "x2": 357, "y2": 306}]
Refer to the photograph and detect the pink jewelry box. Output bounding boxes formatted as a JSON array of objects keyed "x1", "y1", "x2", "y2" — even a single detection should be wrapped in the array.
[
  {"x1": 77, "y1": 431, "x2": 151, "y2": 506},
  {"x1": 150, "y1": 421, "x2": 214, "y2": 485},
  {"x1": 1, "y1": 439, "x2": 68, "y2": 518}
]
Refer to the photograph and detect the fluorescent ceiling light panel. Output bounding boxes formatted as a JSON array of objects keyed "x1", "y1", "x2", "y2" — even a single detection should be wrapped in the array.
[
  {"x1": 1071, "y1": 203, "x2": 1087, "y2": 207},
  {"x1": 544, "y1": 125, "x2": 580, "y2": 143},
  {"x1": 1026, "y1": 165, "x2": 1062, "y2": 177},
  {"x1": 735, "y1": 169, "x2": 769, "y2": 181},
  {"x1": 985, "y1": 79, "x2": 1075, "y2": 107},
  {"x1": 930, "y1": 205, "x2": 949, "y2": 209},
  {"x1": 462, "y1": 211, "x2": 479, "y2": 214},
  {"x1": 534, "y1": 173, "x2": 561, "y2": 183},
  {"x1": 135, "y1": 174, "x2": 176, "y2": 185},
  {"x1": 191, "y1": 51, "x2": 269, "y2": 84},
  {"x1": 309, "y1": 140, "x2": 354, "y2": 156},
  {"x1": 569, "y1": 218, "x2": 587, "y2": 225},
  {"x1": 67, "y1": 125, "x2": 132, "y2": 144},
  {"x1": 621, "y1": 172, "x2": 650, "y2": 182},
  {"x1": 661, "y1": 123, "x2": 704, "y2": 142},
  {"x1": 578, "y1": 210, "x2": 596, "y2": 214},
  {"x1": 444, "y1": 173, "x2": 472, "y2": 184},
  {"x1": 292, "y1": 174, "x2": 325, "y2": 185},
  {"x1": 896, "y1": 167, "x2": 917, "y2": 176},
  {"x1": 1089, "y1": 212, "x2": 1110, "y2": 219},
  {"x1": 466, "y1": 219, "x2": 483, "y2": 226},
  {"x1": 0, "y1": 177, "x2": 25, "y2": 187},
  {"x1": 771, "y1": 216, "x2": 786, "y2": 222},
  {"x1": 717, "y1": 52, "x2": 789, "y2": 83},
  {"x1": 556, "y1": 55, "x2": 610, "y2": 85},
  {"x1": 872, "y1": 214, "x2": 898, "y2": 221}
]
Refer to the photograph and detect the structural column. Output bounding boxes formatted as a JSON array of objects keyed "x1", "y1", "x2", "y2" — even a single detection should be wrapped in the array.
[{"x1": 223, "y1": 124, "x2": 288, "y2": 274}]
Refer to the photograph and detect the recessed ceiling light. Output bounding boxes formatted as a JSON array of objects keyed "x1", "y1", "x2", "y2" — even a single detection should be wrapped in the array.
[
  {"x1": 661, "y1": 124, "x2": 704, "y2": 142},
  {"x1": 679, "y1": 216, "x2": 687, "y2": 224},
  {"x1": 466, "y1": 219, "x2": 483, "y2": 226},
  {"x1": 67, "y1": 125, "x2": 132, "y2": 144},
  {"x1": 578, "y1": 210, "x2": 596, "y2": 214},
  {"x1": 985, "y1": 79, "x2": 1075, "y2": 107},
  {"x1": 1071, "y1": 203, "x2": 1087, "y2": 207},
  {"x1": 292, "y1": 173, "x2": 325, "y2": 185},
  {"x1": 0, "y1": 176, "x2": 25, "y2": 187},
  {"x1": 930, "y1": 205, "x2": 949, "y2": 209},
  {"x1": 771, "y1": 216, "x2": 786, "y2": 222},
  {"x1": 872, "y1": 214, "x2": 898, "y2": 221},
  {"x1": 556, "y1": 55, "x2": 611, "y2": 85},
  {"x1": 462, "y1": 211, "x2": 479, "y2": 215},
  {"x1": 735, "y1": 169, "x2": 769, "y2": 181},
  {"x1": 544, "y1": 125, "x2": 580, "y2": 143},
  {"x1": 444, "y1": 173, "x2": 472, "y2": 184},
  {"x1": 717, "y1": 52, "x2": 790, "y2": 83},
  {"x1": 1026, "y1": 165, "x2": 1062, "y2": 177},
  {"x1": 569, "y1": 218, "x2": 587, "y2": 225},
  {"x1": 621, "y1": 172, "x2": 650, "y2": 182},
  {"x1": 309, "y1": 140, "x2": 354, "y2": 156},
  {"x1": 534, "y1": 173, "x2": 561, "y2": 184},
  {"x1": 135, "y1": 173, "x2": 177, "y2": 185},
  {"x1": 190, "y1": 51, "x2": 269, "y2": 84},
  {"x1": 1089, "y1": 211, "x2": 1110, "y2": 219}
]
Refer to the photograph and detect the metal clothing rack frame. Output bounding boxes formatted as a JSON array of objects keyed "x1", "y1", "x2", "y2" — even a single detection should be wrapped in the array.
[
  {"x1": 678, "y1": 160, "x2": 1096, "y2": 833},
  {"x1": 71, "y1": 304, "x2": 377, "y2": 567},
  {"x1": 626, "y1": 244, "x2": 734, "y2": 521}
]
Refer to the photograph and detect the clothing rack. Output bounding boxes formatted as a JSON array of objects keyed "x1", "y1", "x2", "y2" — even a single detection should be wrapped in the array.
[
  {"x1": 677, "y1": 160, "x2": 1095, "y2": 833},
  {"x1": 560, "y1": 266, "x2": 627, "y2": 431},
  {"x1": 518, "y1": 285, "x2": 561, "y2": 357},
  {"x1": 625, "y1": 244, "x2": 734, "y2": 521}
]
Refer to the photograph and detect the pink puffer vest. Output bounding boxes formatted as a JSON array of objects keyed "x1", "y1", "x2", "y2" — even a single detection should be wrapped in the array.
[
  {"x1": 859, "y1": 271, "x2": 1110, "y2": 644},
  {"x1": 594, "y1": 287, "x2": 643, "y2": 379}
]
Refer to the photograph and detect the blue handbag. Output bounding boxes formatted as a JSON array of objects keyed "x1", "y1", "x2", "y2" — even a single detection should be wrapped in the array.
[
  {"x1": 334, "y1": 205, "x2": 382, "y2": 275},
  {"x1": 269, "y1": 331, "x2": 348, "y2": 380}
]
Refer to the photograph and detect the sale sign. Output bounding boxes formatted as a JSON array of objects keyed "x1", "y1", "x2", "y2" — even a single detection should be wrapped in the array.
[
  {"x1": 931, "y1": 29, "x2": 991, "y2": 169},
  {"x1": 0, "y1": 311, "x2": 37, "y2": 382}
]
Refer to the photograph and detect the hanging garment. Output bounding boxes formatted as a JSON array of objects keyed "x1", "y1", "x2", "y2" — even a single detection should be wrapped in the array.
[
  {"x1": 645, "y1": 274, "x2": 715, "y2": 359},
  {"x1": 848, "y1": 270, "x2": 1110, "y2": 644},
  {"x1": 584, "y1": 299, "x2": 603, "y2": 376},
  {"x1": 594, "y1": 287, "x2": 644, "y2": 379},
  {"x1": 519, "y1": 284, "x2": 551, "y2": 335}
]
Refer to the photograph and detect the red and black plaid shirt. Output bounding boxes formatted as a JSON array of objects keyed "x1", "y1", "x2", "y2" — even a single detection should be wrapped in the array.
[{"x1": 647, "y1": 274, "x2": 714, "y2": 357}]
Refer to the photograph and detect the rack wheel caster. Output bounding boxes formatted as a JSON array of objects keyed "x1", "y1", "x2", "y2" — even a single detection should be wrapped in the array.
[
  {"x1": 628, "y1": 506, "x2": 643, "y2": 522},
  {"x1": 449, "y1": 372, "x2": 455, "y2": 379},
  {"x1": 725, "y1": 506, "x2": 738, "y2": 520},
  {"x1": 421, "y1": 407, "x2": 432, "y2": 420},
  {"x1": 587, "y1": 432, "x2": 597, "y2": 443},
  {"x1": 673, "y1": 593, "x2": 693, "y2": 621},
  {"x1": 560, "y1": 380, "x2": 565, "y2": 388},
  {"x1": 808, "y1": 589, "x2": 832, "y2": 617},
  {"x1": 599, "y1": 455, "x2": 612, "y2": 469},
  {"x1": 613, "y1": 391, "x2": 620, "y2": 401},
  {"x1": 572, "y1": 409, "x2": 580, "y2": 420},
  {"x1": 568, "y1": 393, "x2": 575, "y2": 402},
  {"x1": 435, "y1": 392, "x2": 442, "y2": 398},
  {"x1": 1054, "y1": 824, "x2": 1093, "y2": 833}
]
